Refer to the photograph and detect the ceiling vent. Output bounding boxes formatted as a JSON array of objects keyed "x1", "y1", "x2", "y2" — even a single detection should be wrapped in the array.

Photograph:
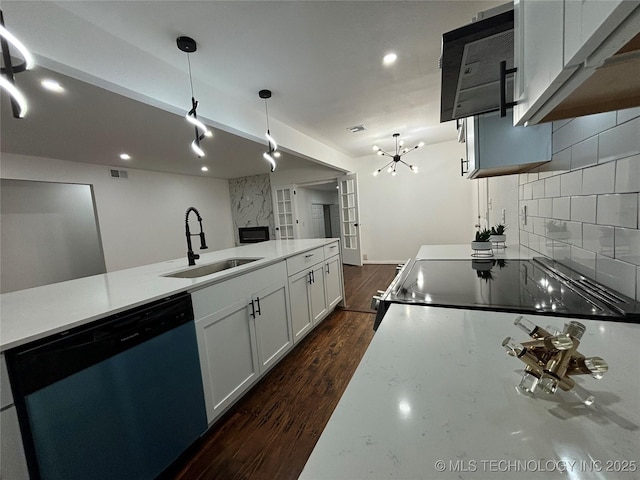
[
  {"x1": 346, "y1": 124, "x2": 367, "y2": 133},
  {"x1": 109, "y1": 169, "x2": 129, "y2": 179}
]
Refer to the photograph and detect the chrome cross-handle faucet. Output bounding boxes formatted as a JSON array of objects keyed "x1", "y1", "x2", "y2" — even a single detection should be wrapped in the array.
[{"x1": 185, "y1": 207, "x2": 208, "y2": 266}]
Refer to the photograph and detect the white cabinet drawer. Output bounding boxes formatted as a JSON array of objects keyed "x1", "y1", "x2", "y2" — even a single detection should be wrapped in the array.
[
  {"x1": 286, "y1": 247, "x2": 324, "y2": 276},
  {"x1": 323, "y1": 242, "x2": 340, "y2": 259},
  {"x1": 191, "y1": 261, "x2": 286, "y2": 319}
]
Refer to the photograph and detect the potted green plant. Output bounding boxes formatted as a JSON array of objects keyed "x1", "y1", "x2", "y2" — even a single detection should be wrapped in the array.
[
  {"x1": 490, "y1": 223, "x2": 507, "y2": 245},
  {"x1": 471, "y1": 228, "x2": 493, "y2": 255}
]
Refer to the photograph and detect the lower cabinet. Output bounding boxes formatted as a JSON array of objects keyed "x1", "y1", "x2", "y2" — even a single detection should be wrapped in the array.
[
  {"x1": 192, "y1": 244, "x2": 344, "y2": 424},
  {"x1": 288, "y1": 269, "x2": 314, "y2": 342},
  {"x1": 309, "y1": 262, "x2": 328, "y2": 324},
  {"x1": 324, "y1": 254, "x2": 343, "y2": 310},
  {"x1": 195, "y1": 300, "x2": 260, "y2": 423},
  {"x1": 287, "y1": 249, "x2": 344, "y2": 344},
  {"x1": 251, "y1": 282, "x2": 292, "y2": 372},
  {"x1": 193, "y1": 262, "x2": 292, "y2": 424}
]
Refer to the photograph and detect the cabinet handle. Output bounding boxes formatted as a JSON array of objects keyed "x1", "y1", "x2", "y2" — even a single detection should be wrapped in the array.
[
  {"x1": 255, "y1": 296, "x2": 262, "y2": 316},
  {"x1": 460, "y1": 158, "x2": 469, "y2": 176},
  {"x1": 304, "y1": 253, "x2": 314, "y2": 258},
  {"x1": 249, "y1": 299, "x2": 256, "y2": 318},
  {"x1": 308, "y1": 271, "x2": 313, "y2": 284},
  {"x1": 499, "y1": 60, "x2": 518, "y2": 117},
  {"x1": 326, "y1": 263, "x2": 330, "y2": 274}
]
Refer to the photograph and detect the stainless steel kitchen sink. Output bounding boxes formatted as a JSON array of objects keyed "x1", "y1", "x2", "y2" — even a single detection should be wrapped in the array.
[{"x1": 163, "y1": 258, "x2": 263, "y2": 279}]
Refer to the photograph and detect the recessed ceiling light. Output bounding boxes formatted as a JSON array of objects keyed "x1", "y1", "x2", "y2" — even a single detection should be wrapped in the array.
[
  {"x1": 119, "y1": 153, "x2": 131, "y2": 160},
  {"x1": 382, "y1": 52, "x2": 397, "y2": 66},
  {"x1": 201, "y1": 166, "x2": 209, "y2": 172},
  {"x1": 41, "y1": 79, "x2": 64, "y2": 93}
]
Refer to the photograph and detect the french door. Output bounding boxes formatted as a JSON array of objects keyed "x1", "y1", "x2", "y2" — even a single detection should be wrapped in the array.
[
  {"x1": 337, "y1": 174, "x2": 362, "y2": 266},
  {"x1": 272, "y1": 185, "x2": 297, "y2": 240}
]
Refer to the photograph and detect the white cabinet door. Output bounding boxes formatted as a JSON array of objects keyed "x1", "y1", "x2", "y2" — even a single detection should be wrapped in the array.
[
  {"x1": 195, "y1": 300, "x2": 259, "y2": 423},
  {"x1": 252, "y1": 282, "x2": 292, "y2": 373},
  {"x1": 564, "y1": 0, "x2": 637, "y2": 67},
  {"x1": 324, "y1": 255, "x2": 343, "y2": 310},
  {"x1": 513, "y1": 0, "x2": 578, "y2": 125},
  {"x1": 288, "y1": 269, "x2": 313, "y2": 342},
  {"x1": 309, "y1": 263, "x2": 328, "y2": 324}
]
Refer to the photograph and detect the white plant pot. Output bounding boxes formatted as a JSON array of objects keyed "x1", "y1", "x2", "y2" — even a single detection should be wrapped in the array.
[
  {"x1": 490, "y1": 234, "x2": 506, "y2": 243},
  {"x1": 471, "y1": 241, "x2": 492, "y2": 250}
]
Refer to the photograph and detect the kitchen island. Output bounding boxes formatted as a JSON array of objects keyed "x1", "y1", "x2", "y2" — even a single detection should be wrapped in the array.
[
  {"x1": 300, "y1": 304, "x2": 640, "y2": 479},
  {"x1": 0, "y1": 239, "x2": 339, "y2": 351},
  {"x1": 1, "y1": 238, "x2": 343, "y2": 479}
]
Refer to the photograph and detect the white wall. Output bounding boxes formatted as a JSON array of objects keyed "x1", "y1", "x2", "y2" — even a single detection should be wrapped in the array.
[
  {"x1": 476, "y1": 175, "x2": 520, "y2": 241},
  {"x1": 0, "y1": 154, "x2": 235, "y2": 272},
  {"x1": 295, "y1": 187, "x2": 339, "y2": 239},
  {"x1": 352, "y1": 140, "x2": 476, "y2": 262}
]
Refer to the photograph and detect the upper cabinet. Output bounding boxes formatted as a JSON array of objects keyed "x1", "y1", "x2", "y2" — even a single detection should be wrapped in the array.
[
  {"x1": 513, "y1": 0, "x2": 640, "y2": 126},
  {"x1": 464, "y1": 110, "x2": 551, "y2": 179}
]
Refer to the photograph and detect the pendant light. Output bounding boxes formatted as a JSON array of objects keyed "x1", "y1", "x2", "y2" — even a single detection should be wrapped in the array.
[
  {"x1": 259, "y1": 89, "x2": 280, "y2": 172},
  {"x1": 0, "y1": 10, "x2": 35, "y2": 118},
  {"x1": 177, "y1": 36, "x2": 212, "y2": 158},
  {"x1": 372, "y1": 133, "x2": 424, "y2": 176}
]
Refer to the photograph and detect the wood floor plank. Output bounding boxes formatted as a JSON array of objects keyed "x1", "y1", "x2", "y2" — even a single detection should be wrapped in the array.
[{"x1": 163, "y1": 264, "x2": 397, "y2": 480}]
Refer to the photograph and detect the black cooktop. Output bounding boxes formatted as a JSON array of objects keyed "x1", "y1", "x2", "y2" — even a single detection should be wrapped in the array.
[{"x1": 384, "y1": 258, "x2": 640, "y2": 321}]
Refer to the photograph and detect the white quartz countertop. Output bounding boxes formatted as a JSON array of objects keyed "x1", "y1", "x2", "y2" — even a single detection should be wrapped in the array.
[
  {"x1": 0, "y1": 239, "x2": 337, "y2": 352},
  {"x1": 416, "y1": 244, "x2": 536, "y2": 260},
  {"x1": 300, "y1": 304, "x2": 640, "y2": 479}
]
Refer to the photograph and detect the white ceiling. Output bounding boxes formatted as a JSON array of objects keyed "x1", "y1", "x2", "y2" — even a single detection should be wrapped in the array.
[{"x1": 1, "y1": 0, "x2": 503, "y2": 179}]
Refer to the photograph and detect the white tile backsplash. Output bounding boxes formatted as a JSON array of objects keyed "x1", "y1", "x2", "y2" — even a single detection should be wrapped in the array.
[
  {"x1": 598, "y1": 117, "x2": 640, "y2": 164},
  {"x1": 596, "y1": 255, "x2": 637, "y2": 298},
  {"x1": 582, "y1": 162, "x2": 615, "y2": 195},
  {"x1": 570, "y1": 195, "x2": 596, "y2": 223},
  {"x1": 596, "y1": 193, "x2": 638, "y2": 228},
  {"x1": 570, "y1": 246, "x2": 596, "y2": 280},
  {"x1": 552, "y1": 197, "x2": 570, "y2": 220},
  {"x1": 615, "y1": 227, "x2": 640, "y2": 267},
  {"x1": 538, "y1": 198, "x2": 552, "y2": 217},
  {"x1": 545, "y1": 175, "x2": 561, "y2": 197},
  {"x1": 615, "y1": 154, "x2": 640, "y2": 193},
  {"x1": 521, "y1": 109, "x2": 640, "y2": 300},
  {"x1": 617, "y1": 106, "x2": 640, "y2": 124},
  {"x1": 560, "y1": 170, "x2": 582, "y2": 196},
  {"x1": 532, "y1": 179, "x2": 545, "y2": 199},
  {"x1": 571, "y1": 136, "x2": 598, "y2": 170},
  {"x1": 583, "y1": 223, "x2": 614, "y2": 257}
]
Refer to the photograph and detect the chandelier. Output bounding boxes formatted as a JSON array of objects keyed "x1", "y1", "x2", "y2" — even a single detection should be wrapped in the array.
[{"x1": 372, "y1": 133, "x2": 424, "y2": 176}]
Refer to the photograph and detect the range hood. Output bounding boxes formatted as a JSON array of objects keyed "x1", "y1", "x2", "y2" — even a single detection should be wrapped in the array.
[{"x1": 440, "y1": 8, "x2": 514, "y2": 123}]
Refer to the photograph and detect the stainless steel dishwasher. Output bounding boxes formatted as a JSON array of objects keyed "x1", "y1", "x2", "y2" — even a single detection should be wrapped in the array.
[{"x1": 6, "y1": 293, "x2": 207, "y2": 480}]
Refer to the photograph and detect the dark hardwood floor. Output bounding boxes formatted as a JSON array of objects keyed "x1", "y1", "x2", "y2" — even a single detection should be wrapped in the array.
[{"x1": 164, "y1": 264, "x2": 397, "y2": 480}]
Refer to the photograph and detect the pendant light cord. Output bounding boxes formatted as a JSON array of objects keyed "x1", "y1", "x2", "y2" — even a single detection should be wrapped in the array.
[
  {"x1": 186, "y1": 53, "x2": 195, "y2": 98},
  {"x1": 264, "y1": 98, "x2": 271, "y2": 131}
]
